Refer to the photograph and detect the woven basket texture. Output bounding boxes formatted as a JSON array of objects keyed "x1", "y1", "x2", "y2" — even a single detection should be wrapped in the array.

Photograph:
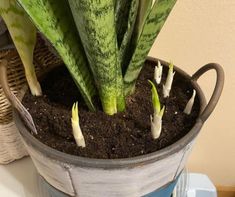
[{"x1": 0, "y1": 35, "x2": 61, "y2": 164}]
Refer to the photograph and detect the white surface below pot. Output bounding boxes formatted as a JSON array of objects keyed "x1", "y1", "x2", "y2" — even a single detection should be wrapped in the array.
[{"x1": 0, "y1": 158, "x2": 38, "y2": 197}]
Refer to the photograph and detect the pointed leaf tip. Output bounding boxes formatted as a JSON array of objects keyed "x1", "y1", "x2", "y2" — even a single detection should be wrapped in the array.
[
  {"x1": 160, "y1": 105, "x2": 165, "y2": 118},
  {"x1": 72, "y1": 102, "x2": 79, "y2": 122},
  {"x1": 169, "y1": 61, "x2": 174, "y2": 71},
  {"x1": 148, "y1": 80, "x2": 161, "y2": 113}
]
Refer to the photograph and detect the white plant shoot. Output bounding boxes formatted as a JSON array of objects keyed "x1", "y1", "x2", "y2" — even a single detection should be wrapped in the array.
[
  {"x1": 163, "y1": 62, "x2": 175, "y2": 98},
  {"x1": 152, "y1": 0, "x2": 156, "y2": 8},
  {"x1": 154, "y1": 60, "x2": 163, "y2": 84},
  {"x1": 71, "y1": 102, "x2": 86, "y2": 148},
  {"x1": 149, "y1": 80, "x2": 165, "y2": 140},
  {"x1": 184, "y1": 90, "x2": 196, "y2": 115}
]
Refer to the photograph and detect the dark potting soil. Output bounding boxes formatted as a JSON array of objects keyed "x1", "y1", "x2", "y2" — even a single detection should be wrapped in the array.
[{"x1": 22, "y1": 60, "x2": 200, "y2": 159}]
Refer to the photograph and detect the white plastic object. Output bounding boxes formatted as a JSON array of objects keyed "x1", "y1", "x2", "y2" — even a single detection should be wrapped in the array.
[{"x1": 187, "y1": 173, "x2": 217, "y2": 197}]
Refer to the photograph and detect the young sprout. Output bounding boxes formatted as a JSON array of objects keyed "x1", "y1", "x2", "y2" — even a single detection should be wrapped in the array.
[
  {"x1": 163, "y1": 62, "x2": 175, "y2": 98},
  {"x1": 154, "y1": 60, "x2": 163, "y2": 84},
  {"x1": 71, "y1": 102, "x2": 86, "y2": 148},
  {"x1": 184, "y1": 90, "x2": 196, "y2": 115},
  {"x1": 152, "y1": 0, "x2": 156, "y2": 8},
  {"x1": 149, "y1": 80, "x2": 165, "y2": 139}
]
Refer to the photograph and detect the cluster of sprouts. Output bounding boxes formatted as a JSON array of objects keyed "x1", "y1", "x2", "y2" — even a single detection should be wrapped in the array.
[
  {"x1": 149, "y1": 61, "x2": 197, "y2": 140},
  {"x1": 71, "y1": 61, "x2": 197, "y2": 147}
]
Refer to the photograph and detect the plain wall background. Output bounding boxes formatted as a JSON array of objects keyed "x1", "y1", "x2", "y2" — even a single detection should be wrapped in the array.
[{"x1": 150, "y1": 0, "x2": 235, "y2": 186}]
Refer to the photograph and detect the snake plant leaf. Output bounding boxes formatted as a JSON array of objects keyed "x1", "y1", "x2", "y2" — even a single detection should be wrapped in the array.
[
  {"x1": 119, "y1": 0, "x2": 139, "y2": 70},
  {"x1": 115, "y1": 0, "x2": 133, "y2": 48},
  {"x1": 116, "y1": 60, "x2": 126, "y2": 112},
  {"x1": 122, "y1": 0, "x2": 152, "y2": 73},
  {"x1": 114, "y1": 0, "x2": 117, "y2": 9},
  {"x1": 115, "y1": 0, "x2": 131, "y2": 112},
  {"x1": 135, "y1": 0, "x2": 152, "y2": 40},
  {"x1": 17, "y1": 0, "x2": 96, "y2": 111},
  {"x1": 124, "y1": 0, "x2": 177, "y2": 96},
  {"x1": 68, "y1": 0, "x2": 124, "y2": 115},
  {"x1": 0, "y1": 0, "x2": 41, "y2": 96}
]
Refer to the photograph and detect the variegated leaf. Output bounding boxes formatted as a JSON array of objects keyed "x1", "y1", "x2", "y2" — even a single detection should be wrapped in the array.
[
  {"x1": 0, "y1": 0, "x2": 41, "y2": 96},
  {"x1": 68, "y1": 0, "x2": 124, "y2": 115},
  {"x1": 124, "y1": 0, "x2": 177, "y2": 95},
  {"x1": 17, "y1": 0, "x2": 96, "y2": 111}
]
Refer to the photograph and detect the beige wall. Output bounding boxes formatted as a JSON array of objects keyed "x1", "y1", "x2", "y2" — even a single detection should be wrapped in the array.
[{"x1": 150, "y1": 0, "x2": 235, "y2": 186}]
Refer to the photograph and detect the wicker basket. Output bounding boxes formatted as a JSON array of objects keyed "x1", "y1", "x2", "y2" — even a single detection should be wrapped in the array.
[{"x1": 0, "y1": 35, "x2": 61, "y2": 164}]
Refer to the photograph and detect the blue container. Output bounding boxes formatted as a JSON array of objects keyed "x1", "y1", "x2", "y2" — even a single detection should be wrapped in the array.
[
  {"x1": 38, "y1": 174, "x2": 180, "y2": 197},
  {"x1": 145, "y1": 179, "x2": 178, "y2": 197}
]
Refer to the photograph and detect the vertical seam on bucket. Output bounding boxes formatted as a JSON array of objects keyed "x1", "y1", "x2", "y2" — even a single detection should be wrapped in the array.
[
  {"x1": 62, "y1": 164, "x2": 77, "y2": 196},
  {"x1": 173, "y1": 146, "x2": 188, "y2": 180}
]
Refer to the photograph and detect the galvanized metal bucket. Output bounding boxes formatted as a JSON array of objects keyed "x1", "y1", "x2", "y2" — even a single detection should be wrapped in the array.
[{"x1": 3, "y1": 57, "x2": 224, "y2": 196}]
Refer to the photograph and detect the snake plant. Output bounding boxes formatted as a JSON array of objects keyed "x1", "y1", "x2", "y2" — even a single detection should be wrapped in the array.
[
  {"x1": 0, "y1": 0, "x2": 42, "y2": 96},
  {"x1": 10, "y1": 0, "x2": 176, "y2": 115}
]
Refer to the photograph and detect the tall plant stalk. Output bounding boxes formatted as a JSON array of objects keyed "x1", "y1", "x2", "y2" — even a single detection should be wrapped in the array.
[{"x1": 68, "y1": 0, "x2": 124, "y2": 115}]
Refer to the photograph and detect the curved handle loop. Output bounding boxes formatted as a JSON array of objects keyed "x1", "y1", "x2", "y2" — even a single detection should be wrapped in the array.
[{"x1": 192, "y1": 63, "x2": 224, "y2": 123}]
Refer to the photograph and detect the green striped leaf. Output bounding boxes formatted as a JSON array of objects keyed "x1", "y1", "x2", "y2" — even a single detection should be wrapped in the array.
[
  {"x1": 17, "y1": 0, "x2": 96, "y2": 111},
  {"x1": 126, "y1": 0, "x2": 152, "y2": 65},
  {"x1": 135, "y1": 0, "x2": 152, "y2": 40},
  {"x1": 114, "y1": 0, "x2": 117, "y2": 9},
  {"x1": 0, "y1": 0, "x2": 41, "y2": 96},
  {"x1": 68, "y1": 0, "x2": 124, "y2": 115},
  {"x1": 119, "y1": 0, "x2": 139, "y2": 70},
  {"x1": 116, "y1": 59, "x2": 125, "y2": 112},
  {"x1": 124, "y1": 0, "x2": 177, "y2": 95},
  {"x1": 115, "y1": 0, "x2": 139, "y2": 112},
  {"x1": 115, "y1": 0, "x2": 132, "y2": 48}
]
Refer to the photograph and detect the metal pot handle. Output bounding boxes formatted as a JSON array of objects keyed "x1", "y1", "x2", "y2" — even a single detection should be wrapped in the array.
[{"x1": 192, "y1": 63, "x2": 224, "y2": 123}]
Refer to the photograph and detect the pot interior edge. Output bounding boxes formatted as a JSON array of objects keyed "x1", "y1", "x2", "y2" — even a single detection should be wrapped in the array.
[{"x1": 14, "y1": 57, "x2": 206, "y2": 169}]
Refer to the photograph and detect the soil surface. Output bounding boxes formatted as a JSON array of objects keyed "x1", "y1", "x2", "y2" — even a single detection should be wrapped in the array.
[{"x1": 22, "y1": 60, "x2": 200, "y2": 159}]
